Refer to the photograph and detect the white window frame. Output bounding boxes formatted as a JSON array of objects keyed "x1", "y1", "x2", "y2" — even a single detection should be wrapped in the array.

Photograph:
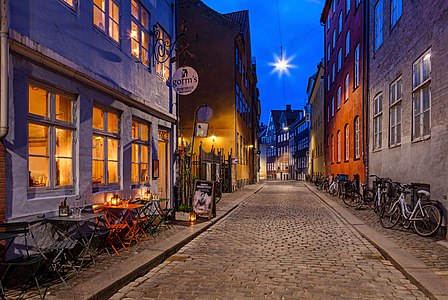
[
  {"x1": 344, "y1": 124, "x2": 349, "y2": 161},
  {"x1": 131, "y1": 0, "x2": 151, "y2": 67},
  {"x1": 412, "y1": 50, "x2": 431, "y2": 140},
  {"x1": 373, "y1": 93, "x2": 383, "y2": 150},
  {"x1": 337, "y1": 86, "x2": 342, "y2": 109},
  {"x1": 337, "y1": 130, "x2": 341, "y2": 162},
  {"x1": 131, "y1": 119, "x2": 151, "y2": 187},
  {"x1": 354, "y1": 116, "x2": 360, "y2": 159},
  {"x1": 389, "y1": 78, "x2": 402, "y2": 146}
]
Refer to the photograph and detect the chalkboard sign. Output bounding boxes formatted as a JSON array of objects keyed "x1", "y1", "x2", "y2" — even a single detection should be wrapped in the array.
[{"x1": 193, "y1": 180, "x2": 215, "y2": 219}]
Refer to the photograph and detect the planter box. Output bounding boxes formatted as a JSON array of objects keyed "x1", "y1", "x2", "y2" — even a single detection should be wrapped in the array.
[{"x1": 175, "y1": 211, "x2": 193, "y2": 221}]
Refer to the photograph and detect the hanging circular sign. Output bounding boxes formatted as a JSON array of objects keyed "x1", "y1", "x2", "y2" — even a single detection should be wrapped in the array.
[
  {"x1": 172, "y1": 66, "x2": 199, "y2": 95},
  {"x1": 197, "y1": 105, "x2": 213, "y2": 123}
]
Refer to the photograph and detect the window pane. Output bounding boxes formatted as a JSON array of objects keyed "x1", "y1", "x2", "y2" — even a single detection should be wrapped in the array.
[
  {"x1": 56, "y1": 158, "x2": 72, "y2": 186},
  {"x1": 93, "y1": 107, "x2": 104, "y2": 130},
  {"x1": 397, "y1": 123, "x2": 401, "y2": 143},
  {"x1": 55, "y1": 94, "x2": 72, "y2": 122},
  {"x1": 29, "y1": 157, "x2": 49, "y2": 187},
  {"x1": 131, "y1": 22, "x2": 140, "y2": 58},
  {"x1": 108, "y1": 161, "x2": 118, "y2": 183},
  {"x1": 142, "y1": 32, "x2": 149, "y2": 66},
  {"x1": 422, "y1": 53, "x2": 431, "y2": 82},
  {"x1": 131, "y1": 163, "x2": 139, "y2": 183},
  {"x1": 422, "y1": 86, "x2": 430, "y2": 111},
  {"x1": 132, "y1": 121, "x2": 139, "y2": 138},
  {"x1": 423, "y1": 111, "x2": 430, "y2": 136},
  {"x1": 93, "y1": 0, "x2": 106, "y2": 31},
  {"x1": 140, "y1": 163, "x2": 148, "y2": 182},
  {"x1": 108, "y1": 138, "x2": 118, "y2": 161},
  {"x1": 413, "y1": 62, "x2": 421, "y2": 87},
  {"x1": 140, "y1": 124, "x2": 148, "y2": 141},
  {"x1": 29, "y1": 85, "x2": 48, "y2": 117},
  {"x1": 414, "y1": 115, "x2": 420, "y2": 138},
  {"x1": 56, "y1": 128, "x2": 72, "y2": 158},
  {"x1": 108, "y1": 112, "x2": 119, "y2": 133},
  {"x1": 141, "y1": 145, "x2": 148, "y2": 163},
  {"x1": 29, "y1": 123, "x2": 48, "y2": 156},
  {"x1": 109, "y1": 1, "x2": 119, "y2": 42},
  {"x1": 92, "y1": 135, "x2": 104, "y2": 160},
  {"x1": 131, "y1": 143, "x2": 138, "y2": 163},
  {"x1": 142, "y1": 10, "x2": 149, "y2": 29},
  {"x1": 92, "y1": 160, "x2": 104, "y2": 183},
  {"x1": 131, "y1": 0, "x2": 139, "y2": 19}
]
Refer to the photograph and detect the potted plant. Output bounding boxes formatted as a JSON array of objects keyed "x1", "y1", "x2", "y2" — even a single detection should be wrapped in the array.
[{"x1": 175, "y1": 204, "x2": 195, "y2": 222}]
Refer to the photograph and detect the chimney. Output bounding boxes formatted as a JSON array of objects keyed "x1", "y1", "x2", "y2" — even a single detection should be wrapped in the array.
[{"x1": 286, "y1": 104, "x2": 291, "y2": 111}]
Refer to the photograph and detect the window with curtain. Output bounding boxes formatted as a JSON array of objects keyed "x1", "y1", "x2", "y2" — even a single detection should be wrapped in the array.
[
  {"x1": 131, "y1": 120, "x2": 150, "y2": 186},
  {"x1": 93, "y1": 0, "x2": 120, "y2": 43},
  {"x1": 28, "y1": 83, "x2": 76, "y2": 191},
  {"x1": 92, "y1": 106, "x2": 120, "y2": 189},
  {"x1": 131, "y1": 0, "x2": 150, "y2": 67}
]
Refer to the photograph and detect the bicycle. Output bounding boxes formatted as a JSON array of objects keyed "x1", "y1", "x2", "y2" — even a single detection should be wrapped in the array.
[
  {"x1": 341, "y1": 179, "x2": 363, "y2": 207},
  {"x1": 328, "y1": 177, "x2": 339, "y2": 197},
  {"x1": 379, "y1": 183, "x2": 442, "y2": 237},
  {"x1": 358, "y1": 175, "x2": 392, "y2": 213}
]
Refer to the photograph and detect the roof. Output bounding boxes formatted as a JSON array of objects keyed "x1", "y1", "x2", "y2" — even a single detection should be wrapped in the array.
[
  {"x1": 270, "y1": 109, "x2": 300, "y2": 132},
  {"x1": 320, "y1": 0, "x2": 331, "y2": 24},
  {"x1": 223, "y1": 10, "x2": 250, "y2": 35}
]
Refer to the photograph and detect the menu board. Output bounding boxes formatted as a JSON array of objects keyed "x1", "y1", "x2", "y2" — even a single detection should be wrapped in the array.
[{"x1": 193, "y1": 180, "x2": 215, "y2": 218}]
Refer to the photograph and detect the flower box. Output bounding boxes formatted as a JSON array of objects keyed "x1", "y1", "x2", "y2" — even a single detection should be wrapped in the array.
[{"x1": 175, "y1": 211, "x2": 193, "y2": 221}]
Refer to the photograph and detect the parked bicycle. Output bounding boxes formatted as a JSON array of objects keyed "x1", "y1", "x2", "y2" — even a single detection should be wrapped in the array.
[
  {"x1": 379, "y1": 182, "x2": 443, "y2": 237},
  {"x1": 357, "y1": 175, "x2": 392, "y2": 213}
]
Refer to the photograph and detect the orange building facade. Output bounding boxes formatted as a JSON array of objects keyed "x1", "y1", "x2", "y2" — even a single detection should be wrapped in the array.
[{"x1": 321, "y1": 0, "x2": 367, "y2": 182}]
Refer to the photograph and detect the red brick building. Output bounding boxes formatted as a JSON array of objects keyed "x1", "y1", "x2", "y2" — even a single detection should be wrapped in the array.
[{"x1": 321, "y1": 0, "x2": 367, "y2": 182}]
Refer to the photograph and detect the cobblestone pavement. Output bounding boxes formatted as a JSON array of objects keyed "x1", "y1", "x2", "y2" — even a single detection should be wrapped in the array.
[
  {"x1": 111, "y1": 181, "x2": 428, "y2": 299},
  {"x1": 316, "y1": 184, "x2": 448, "y2": 277}
]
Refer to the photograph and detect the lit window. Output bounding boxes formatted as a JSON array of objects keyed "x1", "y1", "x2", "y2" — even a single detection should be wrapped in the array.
[
  {"x1": 354, "y1": 116, "x2": 360, "y2": 159},
  {"x1": 337, "y1": 86, "x2": 342, "y2": 109},
  {"x1": 131, "y1": 120, "x2": 150, "y2": 186},
  {"x1": 345, "y1": 30, "x2": 350, "y2": 56},
  {"x1": 374, "y1": 0, "x2": 383, "y2": 51},
  {"x1": 131, "y1": 0, "x2": 151, "y2": 67},
  {"x1": 373, "y1": 93, "x2": 383, "y2": 150},
  {"x1": 28, "y1": 84, "x2": 75, "y2": 190},
  {"x1": 412, "y1": 50, "x2": 431, "y2": 140},
  {"x1": 389, "y1": 78, "x2": 402, "y2": 147},
  {"x1": 345, "y1": 74, "x2": 350, "y2": 101},
  {"x1": 344, "y1": 124, "x2": 349, "y2": 161},
  {"x1": 391, "y1": 0, "x2": 402, "y2": 27},
  {"x1": 92, "y1": 106, "x2": 120, "y2": 189},
  {"x1": 60, "y1": 0, "x2": 77, "y2": 9},
  {"x1": 93, "y1": 0, "x2": 120, "y2": 43},
  {"x1": 154, "y1": 25, "x2": 171, "y2": 81},
  {"x1": 354, "y1": 44, "x2": 360, "y2": 87}
]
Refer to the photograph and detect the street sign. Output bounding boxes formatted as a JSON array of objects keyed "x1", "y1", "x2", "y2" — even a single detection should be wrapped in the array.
[{"x1": 172, "y1": 66, "x2": 199, "y2": 95}]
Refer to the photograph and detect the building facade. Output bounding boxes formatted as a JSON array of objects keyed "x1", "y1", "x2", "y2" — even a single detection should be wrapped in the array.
[
  {"x1": 178, "y1": 1, "x2": 260, "y2": 191},
  {"x1": 308, "y1": 62, "x2": 326, "y2": 178},
  {"x1": 2, "y1": 0, "x2": 177, "y2": 220},
  {"x1": 258, "y1": 123, "x2": 268, "y2": 181},
  {"x1": 321, "y1": 0, "x2": 367, "y2": 182},
  {"x1": 266, "y1": 105, "x2": 300, "y2": 180},
  {"x1": 289, "y1": 109, "x2": 310, "y2": 181},
  {"x1": 368, "y1": 0, "x2": 448, "y2": 205}
]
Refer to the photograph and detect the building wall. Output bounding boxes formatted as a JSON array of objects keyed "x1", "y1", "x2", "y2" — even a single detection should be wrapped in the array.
[
  {"x1": 178, "y1": 2, "x2": 257, "y2": 189},
  {"x1": 4, "y1": 0, "x2": 176, "y2": 220},
  {"x1": 368, "y1": 0, "x2": 448, "y2": 205},
  {"x1": 309, "y1": 65, "x2": 326, "y2": 177},
  {"x1": 0, "y1": 144, "x2": 6, "y2": 222},
  {"x1": 323, "y1": 0, "x2": 367, "y2": 181}
]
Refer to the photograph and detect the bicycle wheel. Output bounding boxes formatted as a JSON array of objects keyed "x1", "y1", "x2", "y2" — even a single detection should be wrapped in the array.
[
  {"x1": 379, "y1": 201, "x2": 401, "y2": 229},
  {"x1": 413, "y1": 203, "x2": 442, "y2": 237},
  {"x1": 343, "y1": 191, "x2": 362, "y2": 207},
  {"x1": 360, "y1": 188, "x2": 374, "y2": 210},
  {"x1": 374, "y1": 192, "x2": 389, "y2": 215}
]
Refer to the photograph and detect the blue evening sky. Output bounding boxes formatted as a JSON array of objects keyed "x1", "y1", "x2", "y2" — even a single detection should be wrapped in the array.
[{"x1": 201, "y1": 0, "x2": 324, "y2": 125}]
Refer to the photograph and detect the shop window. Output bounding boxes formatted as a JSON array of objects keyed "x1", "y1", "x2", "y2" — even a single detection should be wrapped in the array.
[
  {"x1": 93, "y1": 0, "x2": 120, "y2": 43},
  {"x1": 28, "y1": 83, "x2": 76, "y2": 191},
  {"x1": 131, "y1": 120, "x2": 150, "y2": 187},
  {"x1": 92, "y1": 106, "x2": 120, "y2": 190},
  {"x1": 131, "y1": 0, "x2": 150, "y2": 67}
]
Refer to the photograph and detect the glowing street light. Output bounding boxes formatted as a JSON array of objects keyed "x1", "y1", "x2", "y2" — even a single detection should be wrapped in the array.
[{"x1": 270, "y1": 47, "x2": 296, "y2": 77}]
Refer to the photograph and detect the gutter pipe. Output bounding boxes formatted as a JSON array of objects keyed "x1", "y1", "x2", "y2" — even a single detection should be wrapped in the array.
[{"x1": 0, "y1": 0, "x2": 9, "y2": 139}]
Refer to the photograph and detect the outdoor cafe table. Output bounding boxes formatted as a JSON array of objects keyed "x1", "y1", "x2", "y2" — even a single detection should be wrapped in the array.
[
  {"x1": 102, "y1": 203, "x2": 144, "y2": 247},
  {"x1": 45, "y1": 212, "x2": 103, "y2": 271}
]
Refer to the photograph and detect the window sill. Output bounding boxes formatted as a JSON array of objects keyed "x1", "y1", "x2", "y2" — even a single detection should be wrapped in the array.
[
  {"x1": 389, "y1": 144, "x2": 401, "y2": 149},
  {"x1": 412, "y1": 135, "x2": 431, "y2": 144},
  {"x1": 372, "y1": 148, "x2": 382, "y2": 153}
]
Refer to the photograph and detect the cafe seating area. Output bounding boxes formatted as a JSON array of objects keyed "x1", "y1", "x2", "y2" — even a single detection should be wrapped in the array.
[{"x1": 0, "y1": 193, "x2": 174, "y2": 298}]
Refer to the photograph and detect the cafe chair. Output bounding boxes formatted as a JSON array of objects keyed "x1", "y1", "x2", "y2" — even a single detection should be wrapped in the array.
[
  {"x1": 93, "y1": 205, "x2": 128, "y2": 256},
  {"x1": 0, "y1": 221, "x2": 48, "y2": 299}
]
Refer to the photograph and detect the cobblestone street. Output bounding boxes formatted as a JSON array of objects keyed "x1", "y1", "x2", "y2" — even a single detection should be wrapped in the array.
[{"x1": 111, "y1": 181, "x2": 427, "y2": 299}]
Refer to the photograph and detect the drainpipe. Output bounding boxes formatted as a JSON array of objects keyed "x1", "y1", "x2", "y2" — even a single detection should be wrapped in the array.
[
  {"x1": 362, "y1": 0, "x2": 370, "y2": 184},
  {"x1": 0, "y1": 0, "x2": 9, "y2": 139}
]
